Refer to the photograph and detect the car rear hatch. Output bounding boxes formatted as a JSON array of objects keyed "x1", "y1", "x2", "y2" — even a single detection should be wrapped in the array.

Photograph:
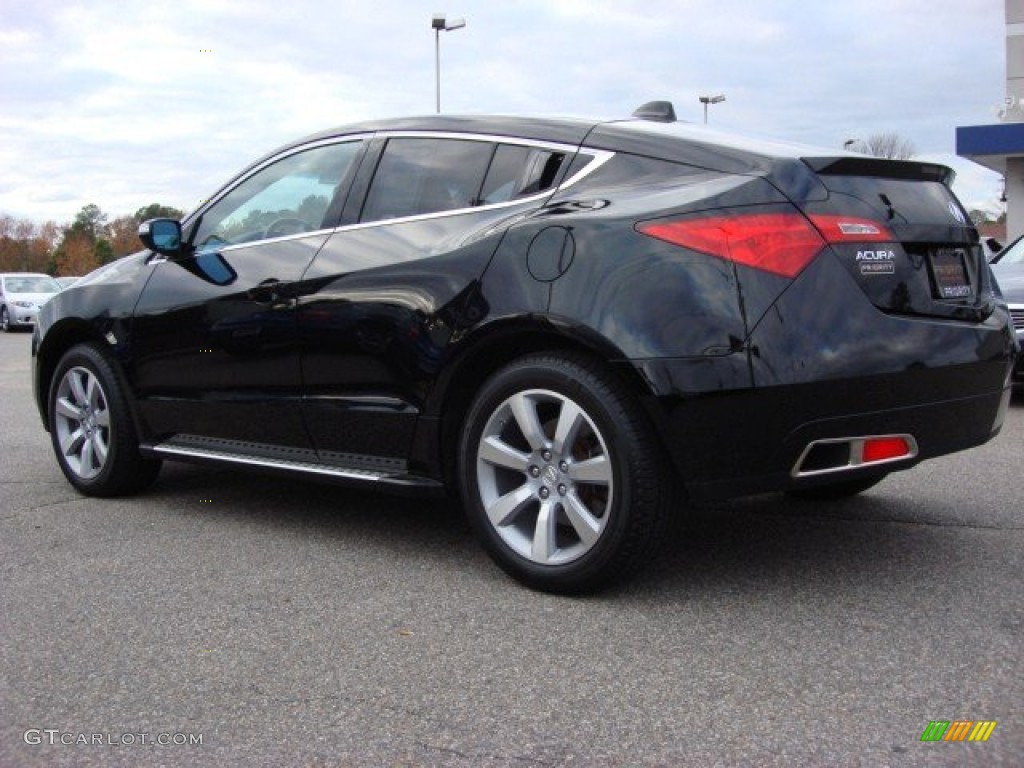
[{"x1": 798, "y1": 156, "x2": 995, "y2": 323}]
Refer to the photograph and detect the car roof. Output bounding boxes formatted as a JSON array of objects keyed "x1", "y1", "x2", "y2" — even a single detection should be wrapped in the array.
[
  {"x1": 201, "y1": 112, "x2": 954, "y2": 211},
  {"x1": 296, "y1": 114, "x2": 950, "y2": 177},
  {"x1": 297, "y1": 114, "x2": 602, "y2": 147}
]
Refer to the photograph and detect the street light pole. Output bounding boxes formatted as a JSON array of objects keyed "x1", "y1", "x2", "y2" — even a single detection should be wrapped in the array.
[
  {"x1": 698, "y1": 94, "x2": 726, "y2": 124},
  {"x1": 432, "y1": 13, "x2": 466, "y2": 114}
]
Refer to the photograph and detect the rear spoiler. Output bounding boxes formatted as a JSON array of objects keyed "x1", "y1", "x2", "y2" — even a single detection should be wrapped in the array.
[{"x1": 802, "y1": 156, "x2": 955, "y2": 186}]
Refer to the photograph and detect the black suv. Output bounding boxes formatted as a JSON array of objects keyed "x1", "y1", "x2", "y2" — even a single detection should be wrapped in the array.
[{"x1": 33, "y1": 106, "x2": 1017, "y2": 592}]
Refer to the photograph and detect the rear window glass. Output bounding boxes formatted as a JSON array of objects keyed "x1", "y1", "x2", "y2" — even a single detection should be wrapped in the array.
[
  {"x1": 361, "y1": 138, "x2": 494, "y2": 222},
  {"x1": 480, "y1": 145, "x2": 567, "y2": 204}
]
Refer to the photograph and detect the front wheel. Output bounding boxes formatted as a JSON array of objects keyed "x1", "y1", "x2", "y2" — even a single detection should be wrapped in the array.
[
  {"x1": 1, "y1": 306, "x2": 12, "y2": 332},
  {"x1": 459, "y1": 353, "x2": 673, "y2": 594},
  {"x1": 48, "y1": 344, "x2": 161, "y2": 496}
]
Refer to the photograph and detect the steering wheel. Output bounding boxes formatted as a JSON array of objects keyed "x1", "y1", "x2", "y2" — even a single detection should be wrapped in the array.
[{"x1": 264, "y1": 217, "x2": 310, "y2": 239}]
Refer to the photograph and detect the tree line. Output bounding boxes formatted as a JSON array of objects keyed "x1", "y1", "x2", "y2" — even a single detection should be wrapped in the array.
[{"x1": 0, "y1": 203, "x2": 183, "y2": 276}]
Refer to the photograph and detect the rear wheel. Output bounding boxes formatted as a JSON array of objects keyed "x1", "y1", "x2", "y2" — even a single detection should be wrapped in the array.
[
  {"x1": 48, "y1": 344, "x2": 161, "y2": 496},
  {"x1": 459, "y1": 353, "x2": 673, "y2": 594},
  {"x1": 786, "y1": 473, "x2": 887, "y2": 500}
]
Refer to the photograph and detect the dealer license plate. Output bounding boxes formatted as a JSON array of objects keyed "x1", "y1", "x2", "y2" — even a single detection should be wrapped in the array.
[{"x1": 930, "y1": 248, "x2": 971, "y2": 299}]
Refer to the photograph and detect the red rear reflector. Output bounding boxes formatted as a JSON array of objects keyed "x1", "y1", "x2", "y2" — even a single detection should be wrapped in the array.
[
  {"x1": 862, "y1": 436, "x2": 912, "y2": 463},
  {"x1": 637, "y1": 213, "x2": 825, "y2": 279}
]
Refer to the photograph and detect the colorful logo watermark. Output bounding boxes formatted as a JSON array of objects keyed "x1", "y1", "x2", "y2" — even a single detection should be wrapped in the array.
[{"x1": 921, "y1": 720, "x2": 997, "y2": 742}]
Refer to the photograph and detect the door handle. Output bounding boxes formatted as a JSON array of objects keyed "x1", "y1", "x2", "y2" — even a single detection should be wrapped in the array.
[{"x1": 247, "y1": 279, "x2": 286, "y2": 304}]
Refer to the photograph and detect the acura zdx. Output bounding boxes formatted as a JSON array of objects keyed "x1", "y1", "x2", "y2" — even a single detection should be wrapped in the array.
[{"x1": 33, "y1": 104, "x2": 1017, "y2": 592}]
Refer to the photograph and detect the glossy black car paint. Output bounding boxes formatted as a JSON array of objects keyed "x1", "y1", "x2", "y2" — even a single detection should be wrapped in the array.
[{"x1": 33, "y1": 115, "x2": 1016, "y2": 507}]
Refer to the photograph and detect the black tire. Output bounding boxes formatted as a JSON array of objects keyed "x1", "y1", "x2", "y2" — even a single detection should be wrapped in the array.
[
  {"x1": 786, "y1": 473, "x2": 887, "y2": 500},
  {"x1": 48, "y1": 343, "x2": 161, "y2": 496},
  {"x1": 458, "y1": 352, "x2": 673, "y2": 594},
  {"x1": 1, "y1": 306, "x2": 12, "y2": 332}
]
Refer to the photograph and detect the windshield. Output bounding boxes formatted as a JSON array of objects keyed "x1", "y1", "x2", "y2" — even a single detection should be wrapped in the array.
[
  {"x1": 994, "y1": 236, "x2": 1024, "y2": 265},
  {"x1": 3, "y1": 276, "x2": 61, "y2": 293}
]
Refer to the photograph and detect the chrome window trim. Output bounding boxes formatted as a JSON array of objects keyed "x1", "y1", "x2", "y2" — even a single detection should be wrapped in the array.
[
  {"x1": 373, "y1": 130, "x2": 581, "y2": 154},
  {"x1": 346, "y1": 131, "x2": 613, "y2": 230},
  {"x1": 184, "y1": 130, "x2": 614, "y2": 247},
  {"x1": 198, "y1": 228, "x2": 337, "y2": 254}
]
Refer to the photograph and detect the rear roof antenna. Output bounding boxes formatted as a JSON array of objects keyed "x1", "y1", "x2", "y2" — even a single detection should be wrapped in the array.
[{"x1": 632, "y1": 100, "x2": 677, "y2": 123}]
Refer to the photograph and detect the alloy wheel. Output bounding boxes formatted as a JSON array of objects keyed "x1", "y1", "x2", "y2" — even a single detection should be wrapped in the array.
[
  {"x1": 53, "y1": 365, "x2": 111, "y2": 480},
  {"x1": 475, "y1": 388, "x2": 614, "y2": 566}
]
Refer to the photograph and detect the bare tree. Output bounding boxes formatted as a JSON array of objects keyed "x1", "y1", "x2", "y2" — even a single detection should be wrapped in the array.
[
  {"x1": 0, "y1": 215, "x2": 59, "y2": 272},
  {"x1": 856, "y1": 132, "x2": 916, "y2": 160},
  {"x1": 54, "y1": 230, "x2": 100, "y2": 276},
  {"x1": 107, "y1": 215, "x2": 142, "y2": 259}
]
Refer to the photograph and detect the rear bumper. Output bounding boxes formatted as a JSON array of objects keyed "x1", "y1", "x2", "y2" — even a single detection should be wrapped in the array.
[
  {"x1": 6, "y1": 308, "x2": 38, "y2": 327},
  {"x1": 640, "y1": 366, "x2": 1011, "y2": 502},
  {"x1": 631, "y1": 255, "x2": 1016, "y2": 501}
]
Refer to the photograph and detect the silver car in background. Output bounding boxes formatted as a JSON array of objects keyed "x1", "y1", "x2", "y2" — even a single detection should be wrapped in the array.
[
  {"x1": 990, "y1": 236, "x2": 1024, "y2": 387},
  {"x1": 0, "y1": 273, "x2": 62, "y2": 332}
]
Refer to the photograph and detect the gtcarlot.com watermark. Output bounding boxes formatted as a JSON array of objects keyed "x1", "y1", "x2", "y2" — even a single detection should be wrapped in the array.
[{"x1": 24, "y1": 729, "x2": 202, "y2": 747}]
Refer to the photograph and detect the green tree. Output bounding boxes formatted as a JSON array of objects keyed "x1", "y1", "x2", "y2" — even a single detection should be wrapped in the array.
[
  {"x1": 135, "y1": 203, "x2": 185, "y2": 221},
  {"x1": 94, "y1": 239, "x2": 114, "y2": 265},
  {"x1": 297, "y1": 194, "x2": 329, "y2": 226},
  {"x1": 72, "y1": 203, "x2": 108, "y2": 241},
  {"x1": 55, "y1": 204, "x2": 108, "y2": 273},
  {"x1": 968, "y1": 209, "x2": 991, "y2": 226}
]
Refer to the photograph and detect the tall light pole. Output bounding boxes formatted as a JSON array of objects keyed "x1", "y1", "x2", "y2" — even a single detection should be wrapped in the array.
[
  {"x1": 432, "y1": 13, "x2": 466, "y2": 114},
  {"x1": 698, "y1": 94, "x2": 726, "y2": 124}
]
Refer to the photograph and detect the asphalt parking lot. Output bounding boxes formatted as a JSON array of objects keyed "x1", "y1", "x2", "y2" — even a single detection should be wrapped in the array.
[{"x1": 1, "y1": 329, "x2": 1021, "y2": 767}]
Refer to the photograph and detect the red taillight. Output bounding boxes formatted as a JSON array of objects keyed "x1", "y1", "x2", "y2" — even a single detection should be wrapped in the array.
[
  {"x1": 637, "y1": 212, "x2": 895, "y2": 279},
  {"x1": 862, "y1": 436, "x2": 912, "y2": 463}
]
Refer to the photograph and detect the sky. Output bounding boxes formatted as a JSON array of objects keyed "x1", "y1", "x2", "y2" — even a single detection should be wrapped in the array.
[{"x1": 0, "y1": 0, "x2": 1010, "y2": 226}]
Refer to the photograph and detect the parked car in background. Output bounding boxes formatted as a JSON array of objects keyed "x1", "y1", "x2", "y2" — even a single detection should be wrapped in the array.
[
  {"x1": 31, "y1": 106, "x2": 1017, "y2": 592},
  {"x1": 55, "y1": 276, "x2": 81, "y2": 290},
  {"x1": 990, "y1": 235, "x2": 1024, "y2": 387},
  {"x1": 1, "y1": 273, "x2": 61, "y2": 332}
]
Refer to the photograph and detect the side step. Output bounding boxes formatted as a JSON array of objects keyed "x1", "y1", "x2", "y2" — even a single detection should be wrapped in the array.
[{"x1": 143, "y1": 434, "x2": 445, "y2": 495}]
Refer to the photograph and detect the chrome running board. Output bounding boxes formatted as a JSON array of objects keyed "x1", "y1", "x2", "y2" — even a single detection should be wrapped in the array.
[{"x1": 144, "y1": 434, "x2": 444, "y2": 494}]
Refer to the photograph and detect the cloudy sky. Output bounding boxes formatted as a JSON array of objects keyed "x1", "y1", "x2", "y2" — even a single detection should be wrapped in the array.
[{"x1": 0, "y1": 0, "x2": 1009, "y2": 225}]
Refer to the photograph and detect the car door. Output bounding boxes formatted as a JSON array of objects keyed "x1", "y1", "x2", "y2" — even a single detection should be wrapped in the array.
[
  {"x1": 130, "y1": 138, "x2": 365, "y2": 452},
  {"x1": 295, "y1": 135, "x2": 579, "y2": 468}
]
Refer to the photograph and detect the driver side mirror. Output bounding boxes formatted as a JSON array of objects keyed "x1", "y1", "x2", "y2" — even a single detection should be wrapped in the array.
[{"x1": 138, "y1": 218, "x2": 182, "y2": 256}]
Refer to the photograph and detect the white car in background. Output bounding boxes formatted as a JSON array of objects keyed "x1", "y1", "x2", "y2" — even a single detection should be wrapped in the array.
[
  {"x1": 990, "y1": 236, "x2": 1024, "y2": 388},
  {"x1": 0, "y1": 273, "x2": 62, "y2": 332}
]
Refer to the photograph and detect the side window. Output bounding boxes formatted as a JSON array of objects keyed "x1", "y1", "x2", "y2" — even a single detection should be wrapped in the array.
[
  {"x1": 193, "y1": 141, "x2": 362, "y2": 251},
  {"x1": 361, "y1": 138, "x2": 494, "y2": 222},
  {"x1": 479, "y1": 144, "x2": 567, "y2": 205}
]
